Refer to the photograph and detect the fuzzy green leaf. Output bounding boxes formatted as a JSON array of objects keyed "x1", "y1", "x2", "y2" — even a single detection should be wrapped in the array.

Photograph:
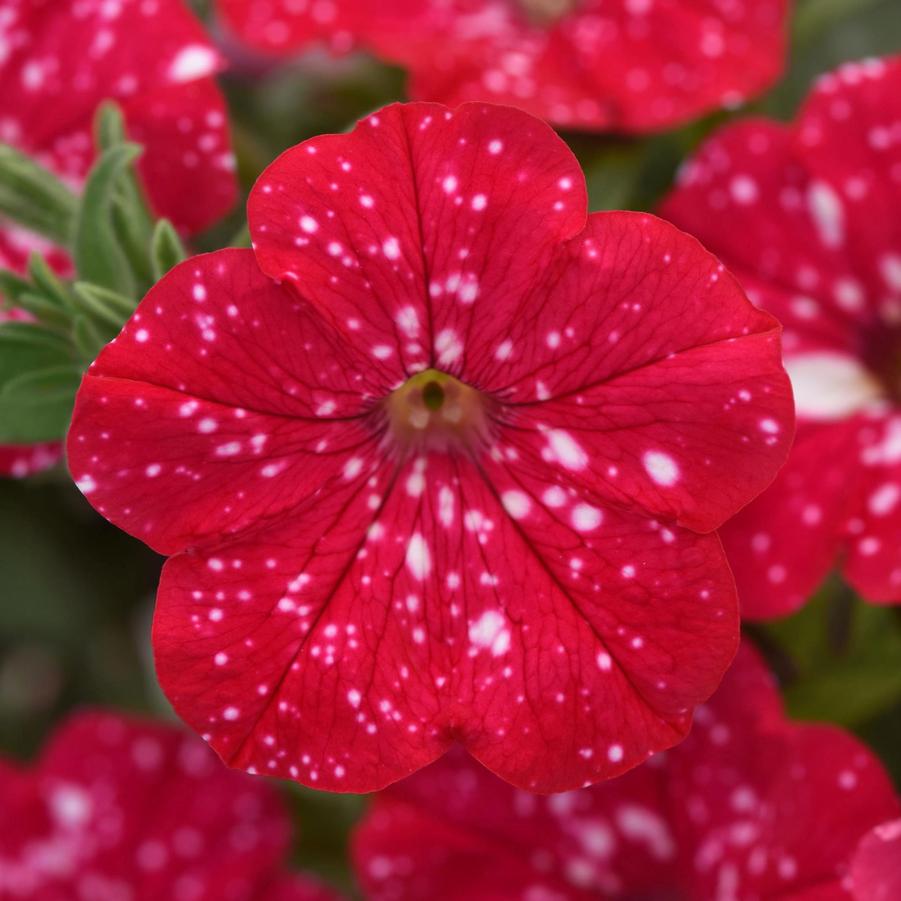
[
  {"x1": 0, "y1": 364, "x2": 82, "y2": 443},
  {"x1": 151, "y1": 219, "x2": 187, "y2": 280},
  {"x1": 0, "y1": 322, "x2": 75, "y2": 386},
  {"x1": 73, "y1": 144, "x2": 142, "y2": 296},
  {"x1": 0, "y1": 144, "x2": 78, "y2": 244}
]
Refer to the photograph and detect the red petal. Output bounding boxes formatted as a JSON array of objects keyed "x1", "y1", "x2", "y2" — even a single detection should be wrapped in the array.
[
  {"x1": 218, "y1": 0, "x2": 356, "y2": 55},
  {"x1": 851, "y1": 819, "x2": 901, "y2": 901},
  {"x1": 483, "y1": 212, "x2": 792, "y2": 533},
  {"x1": 68, "y1": 249, "x2": 381, "y2": 556},
  {"x1": 661, "y1": 119, "x2": 870, "y2": 340},
  {"x1": 249, "y1": 102, "x2": 587, "y2": 382},
  {"x1": 842, "y1": 413, "x2": 901, "y2": 602},
  {"x1": 313, "y1": 0, "x2": 788, "y2": 133},
  {"x1": 720, "y1": 422, "x2": 860, "y2": 619},
  {"x1": 671, "y1": 724, "x2": 899, "y2": 899},
  {"x1": 354, "y1": 749, "x2": 673, "y2": 900},
  {"x1": 0, "y1": 0, "x2": 235, "y2": 234},
  {"x1": 796, "y1": 58, "x2": 901, "y2": 306},
  {"x1": 663, "y1": 56, "x2": 901, "y2": 612},
  {"x1": 0, "y1": 709, "x2": 334, "y2": 898},
  {"x1": 354, "y1": 644, "x2": 899, "y2": 899},
  {"x1": 0, "y1": 442, "x2": 61, "y2": 478},
  {"x1": 154, "y1": 444, "x2": 737, "y2": 792},
  {"x1": 124, "y1": 77, "x2": 237, "y2": 234}
]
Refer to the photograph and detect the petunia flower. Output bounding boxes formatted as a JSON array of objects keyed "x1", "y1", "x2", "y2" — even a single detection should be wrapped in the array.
[
  {"x1": 67, "y1": 101, "x2": 793, "y2": 793},
  {"x1": 661, "y1": 55, "x2": 901, "y2": 617},
  {"x1": 0, "y1": 0, "x2": 238, "y2": 479},
  {"x1": 0, "y1": 709, "x2": 341, "y2": 900},
  {"x1": 353, "y1": 643, "x2": 901, "y2": 900},
  {"x1": 217, "y1": 0, "x2": 357, "y2": 57},
  {"x1": 216, "y1": 0, "x2": 790, "y2": 133},
  {"x1": 850, "y1": 819, "x2": 901, "y2": 901},
  {"x1": 0, "y1": 0, "x2": 236, "y2": 238}
]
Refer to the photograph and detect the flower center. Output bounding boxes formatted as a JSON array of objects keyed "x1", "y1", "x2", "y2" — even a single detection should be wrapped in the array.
[
  {"x1": 518, "y1": 0, "x2": 577, "y2": 25},
  {"x1": 383, "y1": 369, "x2": 494, "y2": 454}
]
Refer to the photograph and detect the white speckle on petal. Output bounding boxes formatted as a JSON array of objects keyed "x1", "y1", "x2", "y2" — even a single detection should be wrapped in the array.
[
  {"x1": 643, "y1": 451, "x2": 679, "y2": 486},
  {"x1": 495, "y1": 488, "x2": 529, "y2": 521},
  {"x1": 406, "y1": 533, "x2": 431, "y2": 581}
]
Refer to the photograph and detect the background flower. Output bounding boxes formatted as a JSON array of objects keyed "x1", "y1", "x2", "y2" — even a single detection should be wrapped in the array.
[
  {"x1": 0, "y1": 709, "x2": 341, "y2": 899},
  {"x1": 353, "y1": 644, "x2": 900, "y2": 900},
  {"x1": 0, "y1": 0, "x2": 238, "y2": 479},
  {"x1": 217, "y1": 0, "x2": 791, "y2": 133},
  {"x1": 662, "y1": 55, "x2": 901, "y2": 617}
]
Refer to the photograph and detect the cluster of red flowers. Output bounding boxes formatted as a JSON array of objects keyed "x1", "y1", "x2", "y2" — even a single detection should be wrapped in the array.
[
  {"x1": 0, "y1": 711, "x2": 338, "y2": 899},
  {"x1": 1, "y1": 0, "x2": 900, "y2": 898},
  {"x1": 0, "y1": 0, "x2": 237, "y2": 477},
  {"x1": 217, "y1": 0, "x2": 790, "y2": 133},
  {"x1": 354, "y1": 644, "x2": 900, "y2": 899},
  {"x1": 663, "y1": 56, "x2": 901, "y2": 618}
]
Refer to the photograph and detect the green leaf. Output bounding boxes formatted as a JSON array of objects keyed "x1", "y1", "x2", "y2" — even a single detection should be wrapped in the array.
[
  {"x1": 27, "y1": 253, "x2": 75, "y2": 314},
  {"x1": 15, "y1": 293, "x2": 72, "y2": 329},
  {"x1": 0, "y1": 322, "x2": 75, "y2": 386},
  {"x1": 794, "y1": 0, "x2": 886, "y2": 44},
  {"x1": 763, "y1": 584, "x2": 901, "y2": 728},
  {"x1": 73, "y1": 281, "x2": 135, "y2": 332},
  {"x1": 95, "y1": 101, "x2": 129, "y2": 151},
  {"x1": 151, "y1": 219, "x2": 187, "y2": 280},
  {"x1": 228, "y1": 222, "x2": 251, "y2": 249},
  {"x1": 72, "y1": 315, "x2": 108, "y2": 361},
  {"x1": 73, "y1": 143, "x2": 142, "y2": 296},
  {"x1": 0, "y1": 364, "x2": 82, "y2": 443},
  {"x1": 0, "y1": 270, "x2": 35, "y2": 307},
  {"x1": 0, "y1": 144, "x2": 78, "y2": 244},
  {"x1": 94, "y1": 103, "x2": 156, "y2": 290}
]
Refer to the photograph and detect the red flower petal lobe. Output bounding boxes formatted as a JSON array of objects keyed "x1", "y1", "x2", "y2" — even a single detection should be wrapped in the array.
[
  {"x1": 851, "y1": 819, "x2": 901, "y2": 901},
  {"x1": 0, "y1": 709, "x2": 339, "y2": 899},
  {"x1": 0, "y1": 0, "x2": 235, "y2": 234}
]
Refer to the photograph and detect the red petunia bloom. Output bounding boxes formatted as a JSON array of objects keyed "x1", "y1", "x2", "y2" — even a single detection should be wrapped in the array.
[
  {"x1": 217, "y1": 0, "x2": 790, "y2": 133},
  {"x1": 850, "y1": 819, "x2": 901, "y2": 901},
  {"x1": 0, "y1": 0, "x2": 236, "y2": 238},
  {"x1": 662, "y1": 56, "x2": 901, "y2": 617},
  {"x1": 217, "y1": 0, "x2": 357, "y2": 56},
  {"x1": 353, "y1": 643, "x2": 901, "y2": 900},
  {"x1": 0, "y1": 0, "x2": 238, "y2": 479},
  {"x1": 0, "y1": 710, "x2": 340, "y2": 900},
  {"x1": 67, "y1": 101, "x2": 792, "y2": 793}
]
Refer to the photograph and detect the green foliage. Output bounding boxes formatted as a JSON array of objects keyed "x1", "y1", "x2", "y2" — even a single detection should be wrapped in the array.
[
  {"x1": 0, "y1": 102, "x2": 188, "y2": 442},
  {"x1": 151, "y1": 219, "x2": 187, "y2": 280},
  {"x1": 0, "y1": 144, "x2": 78, "y2": 244},
  {"x1": 762, "y1": 585, "x2": 901, "y2": 729}
]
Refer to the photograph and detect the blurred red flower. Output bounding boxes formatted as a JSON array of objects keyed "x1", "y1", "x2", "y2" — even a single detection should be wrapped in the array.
[
  {"x1": 0, "y1": 710, "x2": 340, "y2": 900},
  {"x1": 663, "y1": 55, "x2": 901, "y2": 617},
  {"x1": 0, "y1": 0, "x2": 238, "y2": 479},
  {"x1": 0, "y1": 0, "x2": 236, "y2": 241},
  {"x1": 68, "y1": 101, "x2": 791, "y2": 793},
  {"x1": 851, "y1": 819, "x2": 901, "y2": 901},
  {"x1": 217, "y1": 0, "x2": 357, "y2": 56},
  {"x1": 353, "y1": 642, "x2": 901, "y2": 900},
  {"x1": 216, "y1": 0, "x2": 790, "y2": 133}
]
